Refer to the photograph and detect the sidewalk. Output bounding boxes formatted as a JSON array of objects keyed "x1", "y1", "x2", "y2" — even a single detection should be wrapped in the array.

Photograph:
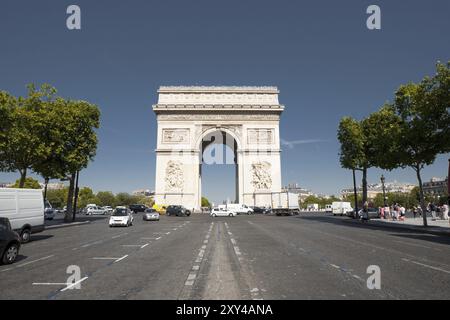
[{"x1": 344, "y1": 216, "x2": 450, "y2": 236}]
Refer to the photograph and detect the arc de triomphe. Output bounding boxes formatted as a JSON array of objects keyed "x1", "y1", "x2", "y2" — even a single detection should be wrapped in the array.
[{"x1": 153, "y1": 86, "x2": 284, "y2": 211}]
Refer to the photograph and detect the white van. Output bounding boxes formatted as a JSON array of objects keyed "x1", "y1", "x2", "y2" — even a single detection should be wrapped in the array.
[
  {"x1": 325, "y1": 204, "x2": 332, "y2": 213},
  {"x1": 223, "y1": 203, "x2": 253, "y2": 215},
  {"x1": 332, "y1": 201, "x2": 353, "y2": 216},
  {"x1": 0, "y1": 188, "x2": 45, "y2": 243}
]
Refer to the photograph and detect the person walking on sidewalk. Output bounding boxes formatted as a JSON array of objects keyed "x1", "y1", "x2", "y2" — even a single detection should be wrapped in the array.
[
  {"x1": 442, "y1": 203, "x2": 449, "y2": 220},
  {"x1": 384, "y1": 205, "x2": 390, "y2": 220},
  {"x1": 430, "y1": 202, "x2": 437, "y2": 221}
]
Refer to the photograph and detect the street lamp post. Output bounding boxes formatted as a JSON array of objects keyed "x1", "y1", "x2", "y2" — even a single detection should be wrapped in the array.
[{"x1": 381, "y1": 174, "x2": 387, "y2": 207}]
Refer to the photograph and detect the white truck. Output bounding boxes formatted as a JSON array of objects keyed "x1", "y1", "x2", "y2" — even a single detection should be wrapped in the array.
[
  {"x1": 218, "y1": 203, "x2": 253, "y2": 215},
  {"x1": 332, "y1": 201, "x2": 353, "y2": 216},
  {"x1": 271, "y1": 191, "x2": 300, "y2": 216},
  {"x1": 0, "y1": 188, "x2": 45, "y2": 243}
]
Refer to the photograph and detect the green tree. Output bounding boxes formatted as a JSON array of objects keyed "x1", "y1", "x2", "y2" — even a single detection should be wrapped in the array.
[
  {"x1": 11, "y1": 177, "x2": 41, "y2": 189},
  {"x1": 96, "y1": 191, "x2": 116, "y2": 207},
  {"x1": 114, "y1": 193, "x2": 138, "y2": 207},
  {"x1": 46, "y1": 188, "x2": 69, "y2": 209},
  {"x1": 369, "y1": 62, "x2": 450, "y2": 226},
  {"x1": 337, "y1": 117, "x2": 371, "y2": 203},
  {"x1": 201, "y1": 197, "x2": 211, "y2": 208},
  {"x1": 53, "y1": 98, "x2": 100, "y2": 222},
  {"x1": 0, "y1": 85, "x2": 56, "y2": 187}
]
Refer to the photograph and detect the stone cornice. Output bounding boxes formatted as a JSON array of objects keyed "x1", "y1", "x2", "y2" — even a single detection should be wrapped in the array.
[
  {"x1": 158, "y1": 86, "x2": 279, "y2": 94},
  {"x1": 153, "y1": 104, "x2": 284, "y2": 112}
]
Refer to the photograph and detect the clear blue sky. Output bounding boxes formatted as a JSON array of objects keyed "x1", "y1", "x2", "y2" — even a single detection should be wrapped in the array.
[{"x1": 0, "y1": 0, "x2": 449, "y2": 204}]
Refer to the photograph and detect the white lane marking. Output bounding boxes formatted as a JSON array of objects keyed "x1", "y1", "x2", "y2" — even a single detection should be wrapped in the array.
[
  {"x1": 17, "y1": 255, "x2": 54, "y2": 267},
  {"x1": 81, "y1": 240, "x2": 102, "y2": 248},
  {"x1": 192, "y1": 265, "x2": 200, "y2": 271},
  {"x1": 353, "y1": 275, "x2": 363, "y2": 281},
  {"x1": 187, "y1": 273, "x2": 196, "y2": 281},
  {"x1": 185, "y1": 280, "x2": 194, "y2": 286},
  {"x1": 141, "y1": 237, "x2": 158, "y2": 240},
  {"x1": 141, "y1": 243, "x2": 149, "y2": 249},
  {"x1": 165, "y1": 232, "x2": 171, "y2": 235},
  {"x1": 122, "y1": 245, "x2": 141, "y2": 247},
  {"x1": 402, "y1": 258, "x2": 450, "y2": 274},
  {"x1": 0, "y1": 268, "x2": 13, "y2": 273},
  {"x1": 203, "y1": 240, "x2": 208, "y2": 244},
  {"x1": 112, "y1": 233, "x2": 128, "y2": 239},
  {"x1": 330, "y1": 264, "x2": 340, "y2": 269},
  {"x1": 92, "y1": 257, "x2": 121, "y2": 260},
  {"x1": 394, "y1": 240, "x2": 432, "y2": 249},
  {"x1": 32, "y1": 282, "x2": 67, "y2": 286},
  {"x1": 114, "y1": 255, "x2": 128, "y2": 263},
  {"x1": 234, "y1": 246, "x2": 242, "y2": 256},
  {"x1": 201, "y1": 245, "x2": 207, "y2": 249},
  {"x1": 60, "y1": 276, "x2": 88, "y2": 292}
]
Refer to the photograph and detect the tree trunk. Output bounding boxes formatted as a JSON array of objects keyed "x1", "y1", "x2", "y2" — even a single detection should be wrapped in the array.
[
  {"x1": 352, "y1": 168, "x2": 359, "y2": 218},
  {"x1": 415, "y1": 165, "x2": 428, "y2": 227},
  {"x1": 362, "y1": 167, "x2": 368, "y2": 205},
  {"x1": 64, "y1": 173, "x2": 76, "y2": 222},
  {"x1": 72, "y1": 171, "x2": 80, "y2": 222},
  {"x1": 43, "y1": 177, "x2": 49, "y2": 201},
  {"x1": 18, "y1": 168, "x2": 27, "y2": 188}
]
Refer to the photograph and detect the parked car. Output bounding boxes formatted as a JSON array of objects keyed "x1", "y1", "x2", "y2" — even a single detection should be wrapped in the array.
[
  {"x1": 357, "y1": 208, "x2": 381, "y2": 220},
  {"x1": 0, "y1": 188, "x2": 45, "y2": 243},
  {"x1": 44, "y1": 200, "x2": 55, "y2": 220},
  {"x1": 129, "y1": 204, "x2": 147, "y2": 213},
  {"x1": 210, "y1": 208, "x2": 237, "y2": 217},
  {"x1": 143, "y1": 208, "x2": 160, "y2": 221},
  {"x1": 0, "y1": 217, "x2": 21, "y2": 264},
  {"x1": 109, "y1": 207, "x2": 134, "y2": 227},
  {"x1": 85, "y1": 206, "x2": 106, "y2": 215},
  {"x1": 166, "y1": 205, "x2": 191, "y2": 217},
  {"x1": 102, "y1": 206, "x2": 113, "y2": 214}
]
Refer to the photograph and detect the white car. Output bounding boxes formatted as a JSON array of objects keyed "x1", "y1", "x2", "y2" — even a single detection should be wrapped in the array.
[
  {"x1": 210, "y1": 208, "x2": 237, "y2": 217},
  {"x1": 86, "y1": 206, "x2": 106, "y2": 215},
  {"x1": 102, "y1": 206, "x2": 113, "y2": 214},
  {"x1": 109, "y1": 207, "x2": 134, "y2": 227}
]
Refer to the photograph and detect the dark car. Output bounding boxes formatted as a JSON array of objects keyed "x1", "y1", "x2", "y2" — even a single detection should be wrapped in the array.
[
  {"x1": 252, "y1": 206, "x2": 272, "y2": 214},
  {"x1": 129, "y1": 204, "x2": 147, "y2": 213},
  {"x1": 352, "y1": 208, "x2": 381, "y2": 219},
  {"x1": 0, "y1": 218, "x2": 21, "y2": 265},
  {"x1": 166, "y1": 205, "x2": 191, "y2": 217}
]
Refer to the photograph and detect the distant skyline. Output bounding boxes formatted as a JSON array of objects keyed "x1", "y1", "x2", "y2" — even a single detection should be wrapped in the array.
[{"x1": 0, "y1": 1, "x2": 449, "y2": 204}]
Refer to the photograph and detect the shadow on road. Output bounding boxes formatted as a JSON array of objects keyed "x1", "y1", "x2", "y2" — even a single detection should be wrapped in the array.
[
  {"x1": 295, "y1": 214, "x2": 450, "y2": 246},
  {"x1": 29, "y1": 234, "x2": 54, "y2": 242}
]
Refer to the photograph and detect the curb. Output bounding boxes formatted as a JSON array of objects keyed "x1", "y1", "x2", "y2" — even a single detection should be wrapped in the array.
[
  {"x1": 45, "y1": 221, "x2": 91, "y2": 230},
  {"x1": 342, "y1": 218, "x2": 450, "y2": 237}
]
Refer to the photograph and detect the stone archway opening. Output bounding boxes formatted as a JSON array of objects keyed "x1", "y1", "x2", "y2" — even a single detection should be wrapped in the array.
[{"x1": 199, "y1": 130, "x2": 239, "y2": 208}]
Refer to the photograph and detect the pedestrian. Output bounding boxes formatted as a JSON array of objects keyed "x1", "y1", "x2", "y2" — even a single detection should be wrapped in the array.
[
  {"x1": 430, "y1": 202, "x2": 436, "y2": 221},
  {"x1": 399, "y1": 205, "x2": 406, "y2": 221},
  {"x1": 384, "y1": 204, "x2": 390, "y2": 220},
  {"x1": 413, "y1": 206, "x2": 418, "y2": 219},
  {"x1": 443, "y1": 204, "x2": 449, "y2": 220}
]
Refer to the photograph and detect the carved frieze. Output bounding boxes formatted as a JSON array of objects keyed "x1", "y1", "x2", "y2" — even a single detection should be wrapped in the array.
[
  {"x1": 165, "y1": 160, "x2": 184, "y2": 191},
  {"x1": 162, "y1": 129, "x2": 190, "y2": 144},
  {"x1": 251, "y1": 162, "x2": 272, "y2": 190}
]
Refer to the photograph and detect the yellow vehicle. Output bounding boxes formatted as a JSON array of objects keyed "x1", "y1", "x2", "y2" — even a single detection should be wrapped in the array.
[{"x1": 152, "y1": 204, "x2": 167, "y2": 215}]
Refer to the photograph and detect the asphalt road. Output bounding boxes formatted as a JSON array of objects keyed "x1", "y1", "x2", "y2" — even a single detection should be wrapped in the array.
[{"x1": 1, "y1": 212, "x2": 450, "y2": 300}]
